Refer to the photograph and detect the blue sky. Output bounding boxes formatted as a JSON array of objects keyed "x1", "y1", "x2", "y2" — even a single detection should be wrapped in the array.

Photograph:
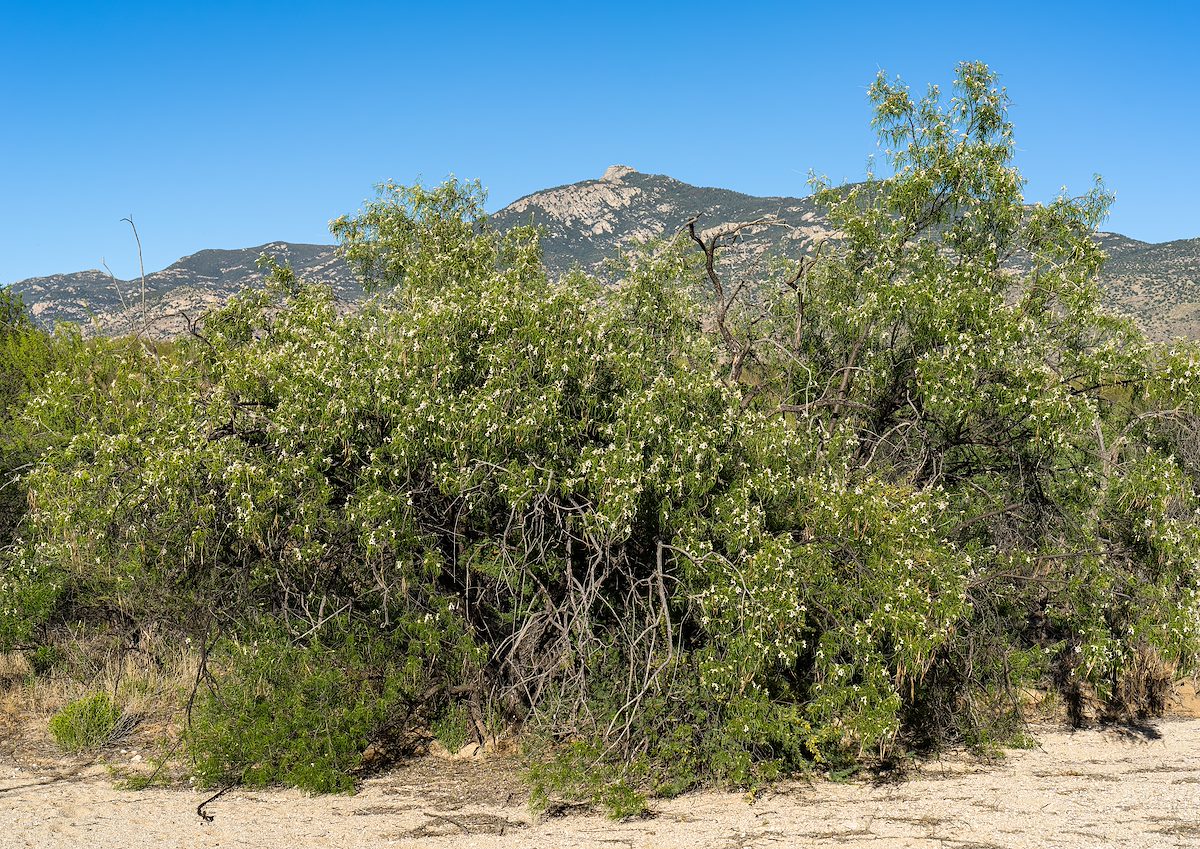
[{"x1": 2, "y1": 1, "x2": 1197, "y2": 283}]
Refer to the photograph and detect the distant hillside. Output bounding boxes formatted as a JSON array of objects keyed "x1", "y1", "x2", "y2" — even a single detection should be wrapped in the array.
[
  {"x1": 1098, "y1": 237, "x2": 1200, "y2": 341},
  {"x1": 10, "y1": 243, "x2": 357, "y2": 337},
  {"x1": 8, "y1": 167, "x2": 1200, "y2": 340}
]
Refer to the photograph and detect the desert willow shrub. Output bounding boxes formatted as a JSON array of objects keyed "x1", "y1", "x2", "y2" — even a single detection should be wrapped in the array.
[
  {"x1": 2, "y1": 62, "x2": 1199, "y2": 801},
  {"x1": 0, "y1": 188, "x2": 968, "y2": 792},
  {"x1": 699, "y1": 61, "x2": 1200, "y2": 733}
]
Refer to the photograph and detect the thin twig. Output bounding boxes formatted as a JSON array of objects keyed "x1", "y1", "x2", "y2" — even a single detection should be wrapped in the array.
[
  {"x1": 196, "y1": 782, "x2": 237, "y2": 822},
  {"x1": 120, "y1": 216, "x2": 147, "y2": 337}
]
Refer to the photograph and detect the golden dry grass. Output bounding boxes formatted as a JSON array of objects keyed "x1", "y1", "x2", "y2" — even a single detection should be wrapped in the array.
[{"x1": 0, "y1": 634, "x2": 201, "y2": 767}]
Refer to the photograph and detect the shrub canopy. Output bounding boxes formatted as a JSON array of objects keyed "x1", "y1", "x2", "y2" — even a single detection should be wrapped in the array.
[{"x1": 3, "y1": 62, "x2": 1199, "y2": 806}]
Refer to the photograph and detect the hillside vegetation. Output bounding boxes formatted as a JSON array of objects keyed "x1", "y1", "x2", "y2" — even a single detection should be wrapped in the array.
[{"x1": 2, "y1": 63, "x2": 1199, "y2": 814}]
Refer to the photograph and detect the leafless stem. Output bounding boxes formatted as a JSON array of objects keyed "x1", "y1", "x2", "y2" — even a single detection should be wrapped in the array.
[{"x1": 121, "y1": 215, "x2": 147, "y2": 339}]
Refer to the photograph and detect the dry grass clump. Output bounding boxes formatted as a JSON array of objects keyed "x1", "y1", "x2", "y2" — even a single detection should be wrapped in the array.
[
  {"x1": 0, "y1": 630, "x2": 201, "y2": 766},
  {"x1": 0, "y1": 651, "x2": 32, "y2": 689}
]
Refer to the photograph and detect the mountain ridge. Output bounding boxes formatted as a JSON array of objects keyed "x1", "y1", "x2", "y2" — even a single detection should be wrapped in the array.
[{"x1": 8, "y1": 168, "x2": 1200, "y2": 340}]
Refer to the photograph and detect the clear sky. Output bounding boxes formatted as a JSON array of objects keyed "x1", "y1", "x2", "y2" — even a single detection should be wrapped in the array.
[{"x1": 2, "y1": 0, "x2": 1197, "y2": 284}]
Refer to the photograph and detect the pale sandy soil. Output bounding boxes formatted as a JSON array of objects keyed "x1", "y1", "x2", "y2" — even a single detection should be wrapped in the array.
[{"x1": 3, "y1": 718, "x2": 1200, "y2": 849}]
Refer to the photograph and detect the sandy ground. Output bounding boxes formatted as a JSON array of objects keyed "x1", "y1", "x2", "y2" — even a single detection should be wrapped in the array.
[{"x1": 3, "y1": 719, "x2": 1200, "y2": 849}]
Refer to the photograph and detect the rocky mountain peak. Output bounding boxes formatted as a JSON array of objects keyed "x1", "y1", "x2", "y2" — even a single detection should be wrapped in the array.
[{"x1": 601, "y1": 164, "x2": 638, "y2": 183}]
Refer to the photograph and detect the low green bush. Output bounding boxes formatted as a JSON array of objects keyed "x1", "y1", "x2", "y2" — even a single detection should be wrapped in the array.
[
  {"x1": 49, "y1": 692, "x2": 122, "y2": 752},
  {"x1": 431, "y1": 702, "x2": 474, "y2": 754},
  {"x1": 188, "y1": 617, "x2": 480, "y2": 793}
]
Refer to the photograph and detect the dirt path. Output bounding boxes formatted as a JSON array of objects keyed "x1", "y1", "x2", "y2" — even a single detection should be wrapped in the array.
[{"x1": 3, "y1": 720, "x2": 1199, "y2": 848}]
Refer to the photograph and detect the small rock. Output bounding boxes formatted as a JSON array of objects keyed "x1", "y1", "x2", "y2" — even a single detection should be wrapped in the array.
[{"x1": 453, "y1": 742, "x2": 480, "y2": 760}]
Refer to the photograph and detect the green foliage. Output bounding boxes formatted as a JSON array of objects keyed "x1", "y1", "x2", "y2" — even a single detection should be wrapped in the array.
[
  {"x1": 4, "y1": 62, "x2": 1200, "y2": 812},
  {"x1": 188, "y1": 625, "x2": 436, "y2": 793},
  {"x1": 0, "y1": 288, "x2": 57, "y2": 437},
  {"x1": 49, "y1": 692, "x2": 122, "y2": 752},
  {"x1": 0, "y1": 290, "x2": 65, "y2": 646},
  {"x1": 29, "y1": 643, "x2": 59, "y2": 675},
  {"x1": 704, "y1": 62, "x2": 1200, "y2": 740},
  {"x1": 527, "y1": 742, "x2": 649, "y2": 819},
  {"x1": 329, "y1": 178, "x2": 498, "y2": 293},
  {"x1": 431, "y1": 702, "x2": 474, "y2": 754},
  {"x1": 0, "y1": 289, "x2": 56, "y2": 536},
  {"x1": 0, "y1": 331, "x2": 155, "y2": 647}
]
